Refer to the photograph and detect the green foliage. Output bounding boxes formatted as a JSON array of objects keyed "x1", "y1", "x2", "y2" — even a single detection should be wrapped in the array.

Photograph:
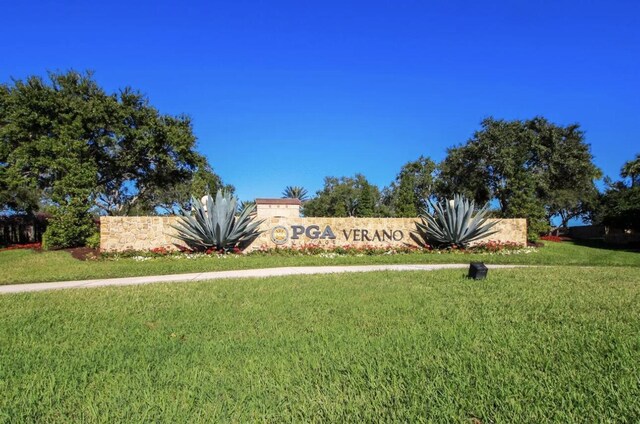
[
  {"x1": 621, "y1": 153, "x2": 640, "y2": 187},
  {"x1": 356, "y1": 181, "x2": 375, "y2": 217},
  {"x1": 501, "y1": 175, "x2": 549, "y2": 241},
  {"x1": 600, "y1": 185, "x2": 640, "y2": 230},
  {"x1": 412, "y1": 194, "x2": 499, "y2": 248},
  {"x1": 281, "y1": 186, "x2": 308, "y2": 201},
  {"x1": 597, "y1": 182, "x2": 640, "y2": 231},
  {"x1": 437, "y1": 117, "x2": 601, "y2": 229},
  {"x1": 42, "y1": 204, "x2": 96, "y2": 249},
  {"x1": 0, "y1": 70, "x2": 226, "y2": 217},
  {"x1": 384, "y1": 156, "x2": 436, "y2": 217},
  {"x1": 171, "y1": 190, "x2": 264, "y2": 252},
  {"x1": 85, "y1": 232, "x2": 101, "y2": 249},
  {"x1": 592, "y1": 155, "x2": 640, "y2": 231},
  {"x1": 394, "y1": 173, "x2": 418, "y2": 217},
  {"x1": 238, "y1": 200, "x2": 256, "y2": 213},
  {"x1": 153, "y1": 165, "x2": 233, "y2": 215},
  {"x1": 303, "y1": 174, "x2": 383, "y2": 217}
]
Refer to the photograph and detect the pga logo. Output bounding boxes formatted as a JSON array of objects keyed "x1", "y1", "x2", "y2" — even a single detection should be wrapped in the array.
[{"x1": 270, "y1": 225, "x2": 336, "y2": 245}]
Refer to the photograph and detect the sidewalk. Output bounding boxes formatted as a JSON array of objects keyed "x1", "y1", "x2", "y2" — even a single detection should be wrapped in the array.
[{"x1": 0, "y1": 264, "x2": 525, "y2": 294}]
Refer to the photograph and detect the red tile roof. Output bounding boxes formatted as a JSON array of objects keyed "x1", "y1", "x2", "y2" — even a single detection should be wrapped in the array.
[{"x1": 255, "y1": 198, "x2": 302, "y2": 205}]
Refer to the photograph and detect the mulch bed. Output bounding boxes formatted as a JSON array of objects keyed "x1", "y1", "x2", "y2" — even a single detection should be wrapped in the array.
[
  {"x1": 0, "y1": 243, "x2": 100, "y2": 261},
  {"x1": 0, "y1": 242, "x2": 43, "y2": 251},
  {"x1": 68, "y1": 247, "x2": 100, "y2": 261}
]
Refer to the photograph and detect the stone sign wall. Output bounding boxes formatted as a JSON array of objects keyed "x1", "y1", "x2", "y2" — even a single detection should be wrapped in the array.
[
  {"x1": 100, "y1": 216, "x2": 182, "y2": 252},
  {"x1": 100, "y1": 216, "x2": 527, "y2": 252}
]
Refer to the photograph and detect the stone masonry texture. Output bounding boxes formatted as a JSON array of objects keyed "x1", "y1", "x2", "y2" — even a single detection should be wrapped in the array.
[{"x1": 100, "y1": 216, "x2": 527, "y2": 252}]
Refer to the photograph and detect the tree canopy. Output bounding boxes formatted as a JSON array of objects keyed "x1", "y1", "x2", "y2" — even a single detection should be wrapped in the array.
[
  {"x1": 437, "y1": 117, "x2": 601, "y2": 236},
  {"x1": 621, "y1": 153, "x2": 640, "y2": 188},
  {"x1": 0, "y1": 71, "x2": 226, "y2": 217},
  {"x1": 596, "y1": 153, "x2": 640, "y2": 231},
  {"x1": 303, "y1": 174, "x2": 381, "y2": 217},
  {"x1": 382, "y1": 156, "x2": 436, "y2": 217}
]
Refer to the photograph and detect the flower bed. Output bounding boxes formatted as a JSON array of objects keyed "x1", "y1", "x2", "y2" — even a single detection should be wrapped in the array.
[
  {"x1": 247, "y1": 243, "x2": 423, "y2": 257},
  {"x1": 248, "y1": 240, "x2": 534, "y2": 257},
  {"x1": 0, "y1": 242, "x2": 42, "y2": 251},
  {"x1": 98, "y1": 240, "x2": 535, "y2": 261},
  {"x1": 540, "y1": 235, "x2": 564, "y2": 243}
]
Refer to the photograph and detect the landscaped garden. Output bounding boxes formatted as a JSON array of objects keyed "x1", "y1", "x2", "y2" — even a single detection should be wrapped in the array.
[
  {"x1": 1, "y1": 266, "x2": 638, "y2": 422},
  {"x1": 1, "y1": 69, "x2": 639, "y2": 423}
]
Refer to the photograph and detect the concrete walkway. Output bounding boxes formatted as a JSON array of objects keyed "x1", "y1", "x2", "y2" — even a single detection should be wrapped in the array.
[{"x1": 0, "y1": 264, "x2": 525, "y2": 294}]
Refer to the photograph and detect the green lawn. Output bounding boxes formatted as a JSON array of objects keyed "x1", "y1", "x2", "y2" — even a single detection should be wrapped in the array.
[
  {"x1": 1, "y1": 267, "x2": 638, "y2": 422},
  {"x1": 0, "y1": 241, "x2": 638, "y2": 285}
]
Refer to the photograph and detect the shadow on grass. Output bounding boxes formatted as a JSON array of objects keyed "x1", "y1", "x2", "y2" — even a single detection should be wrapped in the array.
[{"x1": 567, "y1": 238, "x2": 640, "y2": 253}]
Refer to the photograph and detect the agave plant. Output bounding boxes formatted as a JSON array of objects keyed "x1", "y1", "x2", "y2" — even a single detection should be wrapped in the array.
[
  {"x1": 411, "y1": 194, "x2": 499, "y2": 249},
  {"x1": 171, "y1": 190, "x2": 264, "y2": 252}
]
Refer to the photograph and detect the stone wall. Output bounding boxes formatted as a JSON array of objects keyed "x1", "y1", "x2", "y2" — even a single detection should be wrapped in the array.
[
  {"x1": 100, "y1": 216, "x2": 184, "y2": 252},
  {"x1": 100, "y1": 216, "x2": 527, "y2": 252}
]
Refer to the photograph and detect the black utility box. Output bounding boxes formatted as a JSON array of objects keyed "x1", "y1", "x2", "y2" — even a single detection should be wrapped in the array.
[{"x1": 468, "y1": 262, "x2": 488, "y2": 280}]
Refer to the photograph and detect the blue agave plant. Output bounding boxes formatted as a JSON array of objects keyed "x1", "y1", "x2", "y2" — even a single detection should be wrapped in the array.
[
  {"x1": 171, "y1": 190, "x2": 264, "y2": 252},
  {"x1": 412, "y1": 194, "x2": 499, "y2": 249}
]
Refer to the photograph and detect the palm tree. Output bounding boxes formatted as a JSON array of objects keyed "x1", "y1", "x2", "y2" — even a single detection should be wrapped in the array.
[
  {"x1": 621, "y1": 153, "x2": 640, "y2": 187},
  {"x1": 237, "y1": 200, "x2": 256, "y2": 213},
  {"x1": 282, "y1": 186, "x2": 308, "y2": 201}
]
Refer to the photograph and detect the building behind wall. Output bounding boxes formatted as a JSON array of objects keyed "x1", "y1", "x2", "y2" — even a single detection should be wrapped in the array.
[{"x1": 255, "y1": 198, "x2": 301, "y2": 218}]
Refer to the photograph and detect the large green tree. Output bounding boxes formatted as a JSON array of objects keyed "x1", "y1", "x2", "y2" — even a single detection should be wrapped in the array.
[
  {"x1": 621, "y1": 153, "x2": 640, "y2": 188},
  {"x1": 303, "y1": 174, "x2": 382, "y2": 217},
  {"x1": 0, "y1": 71, "x2": 225, "y2": 246},
  {"x1": 437, "y1": 117, "x2": 601, "y2": 238},
  {"x1": 596, "y1": 154, "x2": 640, "y2": 231},
  {"x1": 152, "y1": 165, "x2": 234, "y2": 215},
  {"x1": 383, "y1": 156, "x2": 436, "y2": 217}
]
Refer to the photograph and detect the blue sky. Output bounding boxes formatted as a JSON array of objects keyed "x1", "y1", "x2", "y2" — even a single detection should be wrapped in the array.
[{"x1": 2, "y1": 0, "x2": 639, "y2": 201}]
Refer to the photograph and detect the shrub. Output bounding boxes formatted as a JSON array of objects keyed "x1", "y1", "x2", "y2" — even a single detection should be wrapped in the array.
[
  {"x1": 85, "y1": 232, "x2": 101, "y2": 249},
  {"x1": 42, "y1": 206, "x2": 96, "y2": 249}
]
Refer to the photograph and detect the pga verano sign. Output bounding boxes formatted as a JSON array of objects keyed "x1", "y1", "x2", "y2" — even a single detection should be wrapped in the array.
[{"x1": 270, "y1": 224, "x2": 405, "y2": 245}]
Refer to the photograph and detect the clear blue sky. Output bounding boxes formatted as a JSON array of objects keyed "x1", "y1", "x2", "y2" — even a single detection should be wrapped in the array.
[{"x1": 2, "y1": 0, "x2": 638, "y2": 201}]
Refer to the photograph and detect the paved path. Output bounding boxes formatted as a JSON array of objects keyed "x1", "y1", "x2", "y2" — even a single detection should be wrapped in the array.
[{"x1": 0, "y1": 264, "x2": 526, "y2": 294}]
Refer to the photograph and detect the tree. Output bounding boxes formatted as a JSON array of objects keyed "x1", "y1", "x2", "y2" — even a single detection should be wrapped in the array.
[
  {"x1": 597, "y1": 183, "x2": 640, "y2": 231},
  {"x1": 238, "y1": 199, "x2": 256, "y2": 213},
  {"x1": 282, "y1": 186, "x2": 308, "y2": 201},
  {"x1": 384, "y1": 156, "x2": 436, "y2": 217},
  {"x1": 621, "y1": 153, "x2": 640, "y2": 187},
  {"x1": 303, "y1": 174, "x2": 382, "y2": 217},
  {"x1": 596, "y1": 154, "x2": 640, "y2": 231},
  {"x1": 153, "y1": 165, "x2": 233, "y2": 214},
  {"x1": 356, "y1": 180, "x2": 375, "y2": 217},
  {"x1": 437, "y1": 117, "x2": 601, "y2": 239},
  {"x1": 0, "y1": 70, "x2": 226, "y2": 246}
]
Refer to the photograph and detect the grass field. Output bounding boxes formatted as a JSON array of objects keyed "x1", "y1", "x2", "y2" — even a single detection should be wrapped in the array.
[
  {"x1": 1, "y1": 267, "x2": 639, "y2": 422},
  {"x1": 0, "y1": 241, "x2": 638, "y2": 285}
]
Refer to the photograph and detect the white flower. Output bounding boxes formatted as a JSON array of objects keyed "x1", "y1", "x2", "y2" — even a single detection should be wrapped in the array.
[{"x1": 132, "y1": 256, "x2": 152, "y2": 262}]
